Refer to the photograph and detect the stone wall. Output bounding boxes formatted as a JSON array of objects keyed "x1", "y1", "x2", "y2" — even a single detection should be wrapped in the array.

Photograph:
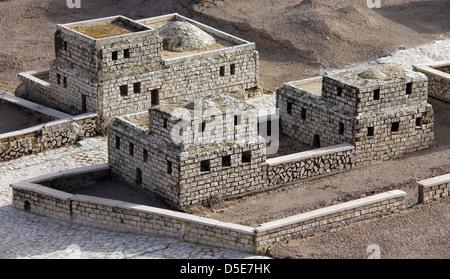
[
  {"x1": 414, "y1": 63, "x2": 450, "y2": 103},
  {"x1": 266, "y1": 143, "x2": 354, "y2": 186},
  {"x1": 353, "y1": 103, "x2": 434, "y2": 167},
  {"x1": 108, "y1": 116, "x2": 182, "y2": 209},
  {"x1": 277, "y1": 81, "x2": 354, "y2": 148},
  {"x1": 254, "y1": 190, "x2": 407, "y2": 252},
  {"x1": 417, "y1": 173, "x2": 450, "y2": 203},
  {"x1": 108, "y1": 113, "x2": 267, "y2": 211},
  {"x1": 0, "y1": 112, "x2": 97, "y2": 162},
  {"x1": 10, "y1": 173, "x2": 408, "y2": 254}
]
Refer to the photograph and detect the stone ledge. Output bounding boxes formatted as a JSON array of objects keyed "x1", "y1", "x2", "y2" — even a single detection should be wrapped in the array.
[
  {"x1": 255, "y1": 190, "x2": 406, "y2": 233},
  {"x1": 266, "y1": 143, "x2": 355, "y2": 166},
  {"x1": 417, "y1": 173, "x2": 450, "y2": 188}
]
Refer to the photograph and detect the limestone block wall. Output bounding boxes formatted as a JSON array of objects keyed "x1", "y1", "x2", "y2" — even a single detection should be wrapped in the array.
[
  {"x1": 414, "y1": 63, "x2": 450, "y2": 103},
  {"x1": 323, "y1": 69, "x2": 428, "y2": 115},
  {"x1": 108, "y1": 117, "x2": 182, "y2": 209},
  {"x1": 266, "y1": 143, "x2": 354, "y2": 186},
  {"x1": 178, "y1": 138, "x2": 267, "y2": 209},
  {"x1": 277, "y1": 83, "x2": 354, "y2": 148},
  {"x1": 99, "y1": 46, "x2": 259, "y2": 122},
  {"x1": 10, "y1": 175, "x2": 407, "y2": 254},
  {"x1": 353, "y1": 103, "x2": 434, "y2": 167},
  {"x1": 418, "y1": 173, "x2": 450, "y2": 203}
]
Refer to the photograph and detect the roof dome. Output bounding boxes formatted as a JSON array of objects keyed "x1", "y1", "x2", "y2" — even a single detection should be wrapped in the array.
[{"x1": 157, "y1": 21, "x2": 216, "y2": 52}]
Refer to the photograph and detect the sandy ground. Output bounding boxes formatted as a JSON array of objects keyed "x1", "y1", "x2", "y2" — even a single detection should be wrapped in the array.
[
  {"x1": 70, "y1": 179, "x2": 170, "y2": 209},
  {"x1": 0, "y1": 103, "x2": 44, "y2": 134}
]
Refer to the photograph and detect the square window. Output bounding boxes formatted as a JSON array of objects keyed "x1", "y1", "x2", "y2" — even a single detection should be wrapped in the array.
[
  {"x1": 373, "y1": 88, "x2": 380, "y2": 100},
  {"x1": 242, "y1": 151, "x2": 251, "y2": 164},
  {"x1": 201, "y1": 160, "x2": 210, "y2": 172},
  {"x1": 230, "y1": 64, "x2": 236, "y2": 75},
  {"x1": 287, "y1": 102, "x2": 293, "y2": 115},
  {"x1": 367, "y1": 126, "x2": 374, "y2": 137},
  {"x1": 406, "y1": 82, "x2": 413, "y2": 95},
  {"x1": 133, "y1": 82, "x2": 141, "y2": 94},
  {"x1": 219, "y1": 66, "x2": 225, "y2": 77},
  {"x1": 112, "y1": 51, "x2": 118, "y2": 61},
  {"x1": 120, "y1": 85, "x2": 128, "y2": 96},
  {"x1": 391, "y1": 122, "x2": 399, "y2": 132},
  {"x1": 124, "y1": 49, "x2": 130, "y2": 58},
  {"x1": 222, "y1": 155, "x2": 232, "y2": 167}
]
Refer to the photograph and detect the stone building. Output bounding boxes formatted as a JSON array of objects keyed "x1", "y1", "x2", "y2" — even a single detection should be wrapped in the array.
[
  {"x1": 277, "y1": 64, "x2": 435, "y2": 167},
  {"x1": 17, "y1": 14, "x2": 259, "y2": 130},
  {"x1": 108, "y1": 94, "x2": 267, "y2": 211}
]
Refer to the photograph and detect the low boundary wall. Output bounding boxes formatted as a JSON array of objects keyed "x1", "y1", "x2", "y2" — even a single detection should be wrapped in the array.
[
  {"x1": 417, "y1": 173, "x2": 450, "y2": 203},
  {"x1": 11, "y1": 164, "x2": 407, "y2": 254},
  {"x1": 0, "y1": 91, "x2": 97, "y2": 161},
  {"x1": 266, "y1": 143, "x2": 354, "y2": 186},
  {"x1": 414, "y1": 62, "x2": 450, "y2": 103}
]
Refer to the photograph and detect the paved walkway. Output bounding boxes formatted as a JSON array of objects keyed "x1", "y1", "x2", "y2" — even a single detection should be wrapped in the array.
[
  {"x1": 0, "y1": 138, "x2": 264, "y2": 259},
  {"x1": 1, "y1": 39, "x2": 449, "y2": 259}
]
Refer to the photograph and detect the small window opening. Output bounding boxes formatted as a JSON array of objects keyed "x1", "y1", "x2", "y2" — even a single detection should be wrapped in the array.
[
  {"x1": 287, "y1": 102, "x2": 293, "y2": 115},
  {"x1": 339, "y1": 122, "x2": 344, "y2": 135},
  {"x1": 151, "y1": 89, "x2": 160, "y2": 106},
  {"x1": 167, "y1": 160, "x2": 173, "y2": 175},
  {"x1": 367, "y1": 126, "x2": 374, "y2": 137},
  {"x1": 163, "y1": 119, "x2": 168, "y2": 129},
  {"x1": 234, "y1": 115, "x2": 241, "y2": 126},
  {"x1": 112, "y1": 51, "x2": 118, "y2": 61},
  {"x1": 129, "y1": 143, "x2": 134, "y2": 156},
  {"x1": 143, "y1": 149, "x2": 148, "y2": 163},
  {"x1": 116, "y1": 136, "x2": 121, "y2": 149},
  {"x1": 63, "y1": 41, "x2": 68, "y2": 51},
  {"x1": 23, "y1": 201, "x2": 31, "y2": 212},
  {"x1": 133, "y1": 82, "x2": 141, "y2": 94},
  {"x1": 81, "y1": 94, "x2": 87, "y2": 113},
  {"x1": 199, "y1": 121, "x2": 206, "y2": 133},
  {"x1": 391, "y1": 122, "x2": 400, "y2": 132},
  {"x1": 124, "y1": 49, "x2": 130, "y2": 59},
  {"x1": 57, "y1": 74, "x2": 61, "y2": 85},
  {"x1": 219, "y1": 66, "x2": 225, "y2": 77},
  {"x1": 222, "y1": 155, "x2": 232, "y2": 167},
  {"x1": 63, "y1": 77, "x2": 67, "y2": 88},
  {"x1": 230, "y1": 64, "x2": 236, "y2": 75},
  {"x1": 136, "y1": 168, "x2": 142, "y2": 185},
  {"x1": 373, "y1": 88, "x2": 380, "y2": 100},
  {"x1": 301, "y1": 108, "x2": 307, "y2": 120},
  {"x1": 416, "y1": 117, "x2": 422, "y2": 127},
  {"x1": 406, "y1": 82, "x2": 413, "y2": 95},
  {"x1": 201, "y1": 160, "x2": 210, "y2": 172},
  {"x1": 313, "y1": 134, "x2": 320, "y2": 148},
  {"x1": 120, "y1": 85, "x2": 128, "y2": 96},
  {"x1": 337, "y1": 87, "x2": 343, "y2": 97},
  {"x1": 242, "y1": 151, "x2": 251, "y2": 164}
]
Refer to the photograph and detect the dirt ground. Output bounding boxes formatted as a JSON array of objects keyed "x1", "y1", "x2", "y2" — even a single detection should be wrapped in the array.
[
  {"x1": 0, "y1": 103, "x2": 44, "y2": 134},
  {"x1": 70, "y1": 179, "x2": 170, "y2": 209},
  {"x1": 0, "y1": 0, "x2": 449, "y2": 259}
]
